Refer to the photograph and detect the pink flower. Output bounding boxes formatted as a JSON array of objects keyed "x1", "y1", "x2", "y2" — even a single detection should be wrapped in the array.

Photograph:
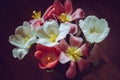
[
  {"x1": 53, "y1": 0, "x2": 85, "y2": 22},
  {"x1": 58, "y1": 35, "x2": 90, "y2": 79},
  {"x1": 30, "y1": 5, "x2": 56, "y2": 28},
  {"x1": 52, "y1": 0, "x2": 85, "y2": 34},
  {"x1": 34, "y1": 44, "x2": 61, "y2": 69}
]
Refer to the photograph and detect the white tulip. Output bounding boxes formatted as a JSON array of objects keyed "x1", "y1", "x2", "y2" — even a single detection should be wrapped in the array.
[
  {"x1": 9, "y1": 21, "x2": 37, "y2": 59},
  {"x1": 79, "y1": 15, "x2": 110, "y2": 43},
  {"x1": 36, "y1": 20, "x2": 70, "y2": 47}
]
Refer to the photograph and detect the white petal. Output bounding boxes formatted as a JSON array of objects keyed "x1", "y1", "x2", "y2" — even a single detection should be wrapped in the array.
[
  {"x1": 56, "y1": 23, "x2": 70, "y2": 41},
  {"x1": 12, "y1": 48, "x2": 28, "y2": 60},
  {"x1": 24, "y1": 37, "x2": 37, "y2": 49},
  {"x1": 59, "y1": 52, "x2": 71, "y2": 64},
  {"x1": 43, "y1": 20, "x2": 59, "y2": 36},
  {"x1": 9, "y1": 34, "x2": 25, "y2": 48},
  {"x1": 36, "y1": 27, "x2": 48, "y2": 38},
  {"x1": 36, "y1": 38, "x2": 58, "y2": 47}
]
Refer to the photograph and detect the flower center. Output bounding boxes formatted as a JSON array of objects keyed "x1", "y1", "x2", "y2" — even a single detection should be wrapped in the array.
[
  {"x1": 32, "y1": 10, "x2": 41, "y2": 19},
  {"x1": 49, "y1": 34, "x2": 57, "y2": 42},
  {"x1": 24, "y1": 37, "x2": 30, "y2": 43},
  {"x1": 59, "y1": 13, "x2": 71, "y2": 22},
  {"x1": 66, "y1": 46, "x2": 82, "y2": 61},
  {"x1": 90, "y1": 27, "x2": 100, "y2": 34}
]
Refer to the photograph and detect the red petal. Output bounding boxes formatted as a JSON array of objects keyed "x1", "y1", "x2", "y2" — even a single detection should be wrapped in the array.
[
  {"x1": 77, "y1": 59, "x2": 90, "y2": 71},
  {"x1": 71, "y1": 8, "x2": 85, "y2": 21},
  {"x1": 39, "y1": 59, "x2": 59, "y2": 69},
  {"x1": 36, "y1": 44, "x2": 48, "y2": 52},
  {"x1": 58, "y1": 39, "x2": 69, "y2": 52},
  {"x1": 70, "y1": 34, "x2": 83, "y2": 47},
  {"x1": 53, "y1": 0, "x2": 65, "y2": 16},
  {"x1": 64, "y1": 0, "x2": 73, "y2": 14},
  {"x1": 34, "y1": 51, "x2": 44, "y2": 61},
  {"x1": 80, "y1": 43, "x2": 89, "y2": 57},
  {"x1": 66, "y1": 61, "x2": 76, "y2": 79}
]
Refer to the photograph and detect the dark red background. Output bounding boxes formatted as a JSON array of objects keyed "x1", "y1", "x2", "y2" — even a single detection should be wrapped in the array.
[{"x1": 0, "y1": 0, "x2": 120, "y2": 80}]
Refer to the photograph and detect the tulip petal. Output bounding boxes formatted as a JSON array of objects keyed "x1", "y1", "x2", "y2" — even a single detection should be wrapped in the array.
[
  {"x1": 79, "y1": 43, "x2": 89, "y2": 57},
  {"x1": 77, "y1": 59, "x2": 90, "y2": 71},
  {"x1": 43, "y1": 20, "x2": 59, "y2": 36},
  {"x1": 58, "y1": 39, "x2": 69, "y2": 52},
  {"x1": 66, "y1": 23, "x2": 78, "y2": 34},
  {"x1": 66, "y1": 61, "x2": 76, "y2": 79},
  {"x1": 12, "y1": 48, "x2": 28, "y2": 60},
  {"x1": 59, "y1": 52, "x2": 71, "y2": 64},
  {"x1": 42, "y1": 5, "x2": 55, "y2": 21},
  {"x1": 71, "y1": 8, "x2": 84, "y2": 21},
  {"x1": 53, "y1": 0, "x2": 65, "y2": 16},
  {"x1": 56, "y1": 23, "x2": 70, "y2": 42},
  {"x1": 37, "y1": 38, "x2": 58, "y2": 47},
  {"x1": 34, "y1": 51, "x2": 44, "y2": 60},
  {"x1": 9, "y1": 34, "x2": 25, "y2": 48},
  {"x1": 70, "y1": 34, "x2": 83, "y2": 47},
  {"x1": 64, "y1": 0, "x2": 73, "y2": 14}
]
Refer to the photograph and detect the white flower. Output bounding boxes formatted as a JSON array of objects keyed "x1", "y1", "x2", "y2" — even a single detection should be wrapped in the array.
[
  {"x1": 36, "y1": 20, "x2": 70, "y2": 47},
  {"x1": 9, "y1": 21, "x2": 37, "y2": 59},
  {"x1": 79, "y1": 15, "x2": 110, "y2": 43}
]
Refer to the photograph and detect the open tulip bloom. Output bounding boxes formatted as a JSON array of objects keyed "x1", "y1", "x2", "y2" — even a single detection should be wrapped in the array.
[{"x1": 8, "y1": 0, "x2": 110, "y2": 79}]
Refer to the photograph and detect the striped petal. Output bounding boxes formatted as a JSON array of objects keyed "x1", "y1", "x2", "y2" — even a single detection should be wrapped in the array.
[
  {"x1": 66, "y1": 61, "x2": 76, "y2": 79},
  {"x1": 64, "y1": 0, "x2": 73, "y2": 14},
  {"x1": 77, "y1": 59, "x2": 90, "y2": 71},
  {"x1": 71, "y1": 8, "x2": 84, "y2": 21},
  {"x1": 70, "y1": 35, "x2": 83, "y2": 47}
]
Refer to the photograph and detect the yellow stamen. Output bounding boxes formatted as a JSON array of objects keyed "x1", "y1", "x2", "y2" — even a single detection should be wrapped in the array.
[
  {"x1": 49, "y1": 34, "x2": 57, "y2": 42},
  {"x1": 59, "y1": 13, "x2": 71, "y2": 22},
  {"x1": 66, "y1": 46, "x2": 82, "y2": 61},
  {"x1": 47, "y1": 57, "x2": 52, "y2": 62},
  {"x1": 31, "y1": 10, "x2": 41, "y2": 19},
  {"x1": 24, "y1": 37, "x2": 29, "y2": 43}
]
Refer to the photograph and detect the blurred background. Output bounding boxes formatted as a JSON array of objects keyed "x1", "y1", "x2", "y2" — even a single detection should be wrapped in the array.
[{"x1": 0, "y1": 0, "x2": 120, "y2": 80}]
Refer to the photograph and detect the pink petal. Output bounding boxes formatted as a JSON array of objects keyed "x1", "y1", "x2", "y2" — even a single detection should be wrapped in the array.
[
  {"x1": 59, "y1": 52, "x2": 71, "y2": 64},
  {"x1": 66, "y1": 61, "x2": 76, "y2": 79},
  {"x1": 80, "y1": 43, "x2": 89, "y2": 57},
  {"x1": 64, "y1": 0, "x2": 73, "y2": 14},
  {"x1": 67, "y1": 23, "x2": 77, "y2": 34},
  {"x1": 42, "y1": 5, "x2": 55, "y2": 21},
  {"x1": 53, "y1": 0, "x2": 65, "y2": 16},
  {"x1": 33, "y1": 20, "x2": 43, "y2": 28},
  {"x1": 70, "y1": 34, "x2": 83, "y2": 47},
  {"x1": 58, "y1": 39, "x2": 69, "y2": 52},
  {"x1": 77, "y1": 59, "x2": 90, "y2": 71},
  {"x1": 71, "y1": 8, "x2": 85, "y2": 21}
]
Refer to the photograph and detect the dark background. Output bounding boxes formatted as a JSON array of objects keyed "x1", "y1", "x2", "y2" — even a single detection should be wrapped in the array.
[{"x1": 0, "y1": 0, "x2": 120, "y2": 80}]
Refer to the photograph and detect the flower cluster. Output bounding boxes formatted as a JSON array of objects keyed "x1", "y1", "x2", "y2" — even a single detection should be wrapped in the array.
[{"x1": 9, "y1": 0, "x2": 110, "y2": 79}]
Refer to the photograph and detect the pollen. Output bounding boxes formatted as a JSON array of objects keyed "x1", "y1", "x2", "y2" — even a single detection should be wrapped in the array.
[
  {"x1": 66, "y1": 46, "x2": 82, "y2": 61},
  {"x1": 49, "y1": 34, "x2": 57, "y2": 42},
  {"x1": 31, "y1": 10, "x2": 41, "y2": 19},
  {"x1": 59, "y1": 13, "x2": 71, "y2": 22}
]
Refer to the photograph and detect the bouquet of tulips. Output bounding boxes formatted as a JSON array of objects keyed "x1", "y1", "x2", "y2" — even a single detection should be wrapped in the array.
[{"x1": 9, "y1": 0, "x2": 110, "y2": 79}]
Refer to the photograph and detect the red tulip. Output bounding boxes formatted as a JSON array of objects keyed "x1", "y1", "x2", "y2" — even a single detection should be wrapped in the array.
[{"x1": 35, "y1": 44, "x2": 61, "y2": 69}]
